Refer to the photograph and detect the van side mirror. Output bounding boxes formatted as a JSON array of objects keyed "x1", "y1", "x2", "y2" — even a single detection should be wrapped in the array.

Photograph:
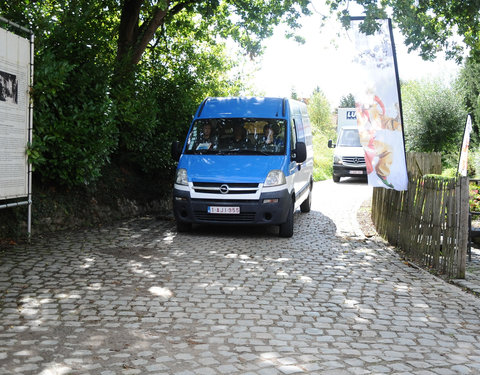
[
  {"x1": 171, "y1": 141, "x2": 182, "y2": 161},
  {"x1": 327, "y1": 139, "x2": 335, "y2": 148},
  {"x1": 294, "y1": 142, "x2": 307, "y2": 163}
]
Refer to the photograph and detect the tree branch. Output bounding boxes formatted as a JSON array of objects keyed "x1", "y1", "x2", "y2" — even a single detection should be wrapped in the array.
[
  {"x1": 117, "y1": 0, "x2": 144, "y2": 63},
  {"x1": 117, "y1": 0, "x2": 206, "y2": 69},
  {"x1": 130, "y1": 4, "x2": 170, "y2": 65}
]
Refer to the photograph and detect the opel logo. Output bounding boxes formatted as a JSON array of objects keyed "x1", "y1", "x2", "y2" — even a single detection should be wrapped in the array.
[{"x1": 220, "y1": 184, "x2": 229, "y2": 194}]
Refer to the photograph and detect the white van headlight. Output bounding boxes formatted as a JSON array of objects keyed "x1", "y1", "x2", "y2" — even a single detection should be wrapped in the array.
[
  {"x1": 264, "y1": 170, "x2": 286, "y2": 187},
  {"x1": 334, "y1": 155, "x2": 343, "y2": 164},
  {"x1": 175, "y1": 168, "x2": 188, "y2": 185}
]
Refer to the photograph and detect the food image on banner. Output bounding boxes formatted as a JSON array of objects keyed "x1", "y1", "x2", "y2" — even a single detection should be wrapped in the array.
[
  {"x1": 350, "y1": 18, "x2": 408, "y2": 191},
  {"x1": 0, "y1": 27, "x2": 30, "y2": 200}
]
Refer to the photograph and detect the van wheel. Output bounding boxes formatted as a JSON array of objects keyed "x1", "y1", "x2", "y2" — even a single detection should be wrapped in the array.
[
  {"x1": 300, "y1": 185, "x2": 312, "y2": 213},
  {"x1": 176, "y1": 221, "x2": 192, "y2": 233},
  {"x1": 279, "y1": 199, "x2": 294, "y2": 238},
  {"x1": 333, "y1": 175, "x2": 340, "y2": 183}
]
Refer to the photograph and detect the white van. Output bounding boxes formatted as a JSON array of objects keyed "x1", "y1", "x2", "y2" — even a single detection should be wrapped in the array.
[{"x1": 328, "y1": 125, "x2": 366, "y2": 182}]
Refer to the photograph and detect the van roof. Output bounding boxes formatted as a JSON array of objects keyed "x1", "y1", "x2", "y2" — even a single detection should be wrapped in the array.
[{"x1": 196, "y1": 97, "x2": 287, "y2": 119}]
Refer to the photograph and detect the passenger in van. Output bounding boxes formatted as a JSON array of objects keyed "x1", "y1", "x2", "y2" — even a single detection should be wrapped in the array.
[
  {"x1": 195, "y1": 121, "x2": 218, "y2": 150},
  {"x1": 227, "y1": 124, "x2": 251, "y2": 149},
  {"x1": 258, "y1": 124, "x2": 283, "y2": 151}
]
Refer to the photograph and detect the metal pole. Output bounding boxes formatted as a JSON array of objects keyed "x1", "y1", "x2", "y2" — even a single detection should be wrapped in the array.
[
  {"x1": 0, "y1": 16, "x2": 31, "y2": 34},
  {"x1": 27, "y1": 33, "x2": 34, "y2": 241},
  {"x1": 0, "y1": 201, "x2": 29, "y2": 210}
]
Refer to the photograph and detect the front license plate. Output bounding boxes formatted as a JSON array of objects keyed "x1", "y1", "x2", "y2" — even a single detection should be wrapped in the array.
[
  {"x1": 350, "y1": 170, "x2": 364, "y2": 175},
  {"x1": 208, "y1": 206, "x2": 240, "y2": 214}
]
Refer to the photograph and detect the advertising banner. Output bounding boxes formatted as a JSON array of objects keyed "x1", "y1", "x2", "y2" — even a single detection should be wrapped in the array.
[
  {"x1": 458, "y1": 114, "x2": 472, "y2": 177},
  {"x1": 0, "y1": 26, "x2": 30, "y2": 200},
  {"x1": 350, "y1": 18, "x2": 408, "y2": 191}
]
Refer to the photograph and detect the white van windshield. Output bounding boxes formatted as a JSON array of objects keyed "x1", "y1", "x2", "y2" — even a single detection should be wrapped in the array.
[
  {"x1": 185, "y1": 118, "x2": 287, "y2": 155},
  {"x1": 338, "y1": 128, "x2": 362, "y2": 147}
]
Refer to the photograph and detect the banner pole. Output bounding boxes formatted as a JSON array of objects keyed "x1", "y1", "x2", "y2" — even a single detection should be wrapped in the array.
[
  {"x1": 387, "y1": 18, "x2": 408, "y2": 176},
  {"x1": 27, "y1": 32, "x2": 34, "y2": 241}
]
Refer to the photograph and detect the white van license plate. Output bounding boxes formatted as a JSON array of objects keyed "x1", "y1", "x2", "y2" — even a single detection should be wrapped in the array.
[
  {"x1": 208, "y1": 206, "x2": 240, "y2": 214},
  {"x1": 350, "y1": 170, "x2": 364, "y2": 175}
]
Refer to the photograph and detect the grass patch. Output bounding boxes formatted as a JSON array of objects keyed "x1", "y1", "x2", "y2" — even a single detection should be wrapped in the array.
[{"x1": 312, "y1": 131, "x2": 334, "y2": 181}]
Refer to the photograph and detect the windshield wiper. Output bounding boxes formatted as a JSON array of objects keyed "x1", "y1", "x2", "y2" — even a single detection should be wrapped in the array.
[{"x1": 219, "y1": 149, "x2": 271, "y2": 155}]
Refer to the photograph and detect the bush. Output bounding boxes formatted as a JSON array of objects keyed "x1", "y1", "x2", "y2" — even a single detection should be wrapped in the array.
[
  {"x1": 32, "y1": 50, "x2": 118, "y2": 188},
  {"x1": 312, "y1": 132, "x2": 334, "y2": 181},
  {"x1": 470, "y1": 183, "x2": 480, "y2": 212},
  {"x1": 402, "y1": 79, "x2": 466, "y2": 168},
  {"x1": 469, "y1": 148, "x2": 480, "y2": 178}
]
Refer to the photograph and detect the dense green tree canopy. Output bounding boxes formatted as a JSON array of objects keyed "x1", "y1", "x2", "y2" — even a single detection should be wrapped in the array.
[
  {"x1": 115, "y1": 0, "x2": 311, "y2": 68},
  {"x1": 457, "y1": 57, "x2": 480, "y2": 141},
  {"x1": 0, "y1": 0, "x2": 312, "y2": 188},
  {"x1": 326, "y1": 0, "x2": 480, "y2": 63}
]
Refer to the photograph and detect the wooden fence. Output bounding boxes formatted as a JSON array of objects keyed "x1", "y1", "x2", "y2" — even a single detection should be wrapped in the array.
[
  {"x1": 406, "y1": 152, "x2": 442, "y2": 178},
  {"x1": 372, "y1": 169, "x2": 469, "y2": 279}
]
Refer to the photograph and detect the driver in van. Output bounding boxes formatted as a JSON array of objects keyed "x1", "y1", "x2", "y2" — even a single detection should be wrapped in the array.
[{"x1": 227, "y1": 124, "x2": 251, "y2": 149}]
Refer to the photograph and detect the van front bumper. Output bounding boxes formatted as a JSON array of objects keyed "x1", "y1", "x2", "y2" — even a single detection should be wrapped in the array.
[
  {"x1": 173, "y1": 188, "x2": 291, "y2": 226},
  {"x1": 333, "y1": 164, "x2": 367, "y2": 177}
]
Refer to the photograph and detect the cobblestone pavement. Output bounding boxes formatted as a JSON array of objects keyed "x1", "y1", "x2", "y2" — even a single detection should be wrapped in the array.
[
  {"x1": 1, "y1": 179, "x2": 480, "y2": 375},
  {"x1": 452, "y1": 247, "x2": 480, "y2": 295}
]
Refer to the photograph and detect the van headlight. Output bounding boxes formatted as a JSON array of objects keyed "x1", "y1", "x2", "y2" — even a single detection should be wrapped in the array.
[
  {"x1": 175, "y1": 168, "x2": 188, "y2": 185},
  {"x1": 264, "y1": 170, "x2": 286, "y2": 187},
  {"x1": 334, "y1": 155, "x2": 343, "y2": 164}
]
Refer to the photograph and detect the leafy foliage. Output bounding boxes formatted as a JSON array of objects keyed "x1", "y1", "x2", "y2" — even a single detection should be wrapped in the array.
[
  {"x1": 339, "y1": 93, "x2": 355, "y2": 108},
  {"x1": 401, "y1": 79, "x2": 466, "y2": 167},
  {"x1": 312, "y1": 131, "x2": 334, "y2": 181},
  {"x1": 470, "y1": 183, "x2": 480, "y2": 213},
  {"x1": 326, "y1": 0, "x2": 480, "y2": 64},
  {"x1": 307, "y1": 87, "x2": 335, "y2": 138},
  {"x1": 2, "y1": 2, "x2": 119, "y2": 187},
  {"x1": 116, "y1": 16, "x2": 243, "y2": 174},
  {"x1": 457, "y1": 57, "x2": 480, "y2": 144},
  {"x1": 307, "y1": 88, "x2": 335, "y2": 181},
  {"x1": 1, "y1": 1, "x2": 311, "y2": 189}
]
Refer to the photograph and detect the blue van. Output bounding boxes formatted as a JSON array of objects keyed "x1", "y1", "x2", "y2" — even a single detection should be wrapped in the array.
[{"x1": 171, "y1": 97, "x2": 314, "y2": 237}]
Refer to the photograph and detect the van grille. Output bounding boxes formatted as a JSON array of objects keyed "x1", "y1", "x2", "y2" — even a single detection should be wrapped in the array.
[
  {"x1": 192, "y1": 182, "x2": 260, "y2": 195},
  {"x1": 342, "y1": 156, "x2": 365, "y2": 166},
  {"x1": 194, "y1": 211, "x2": 256, "y2": 222}
]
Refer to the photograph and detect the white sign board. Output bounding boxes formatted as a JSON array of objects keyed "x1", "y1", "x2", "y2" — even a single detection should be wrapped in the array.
[{"x1": 0, "y1": 27, "x2": 30, "y2": 200}]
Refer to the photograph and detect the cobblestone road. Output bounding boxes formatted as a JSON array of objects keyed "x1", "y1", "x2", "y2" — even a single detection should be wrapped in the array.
[{"x1": 1, "y1": 179, "x2": 480, "y2": 375}]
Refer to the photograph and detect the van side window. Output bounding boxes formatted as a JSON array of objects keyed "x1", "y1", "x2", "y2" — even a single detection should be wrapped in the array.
[
  {"x1": 290, "y1": 119, "x2": 297, "y2": 150},
  {"x1": 302, "y1": 115, "x2": 312, "y2": 146},
  {"x1": 295, "y1": 116, "x2": 305, "y2": 142}
]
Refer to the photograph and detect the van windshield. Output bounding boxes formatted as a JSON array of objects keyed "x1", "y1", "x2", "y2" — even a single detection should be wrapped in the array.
[
  {"x1": 185, "y1": 118, "x2": 287, "y2": 155},
  {"x1": 338, "y1": 128, "x2": 362, "y2": 147}
]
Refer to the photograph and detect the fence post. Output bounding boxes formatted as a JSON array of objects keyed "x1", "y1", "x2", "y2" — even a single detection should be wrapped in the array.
[{"x1": 456, "y1": 176, "x2": 469, "y2": 279}]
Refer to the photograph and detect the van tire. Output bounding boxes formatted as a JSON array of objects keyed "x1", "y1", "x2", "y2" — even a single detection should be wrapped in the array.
[
  {"x1": 300, "y1": 185, "x2": 312, "y2": 213},
  {"x1": 333, "y1": 175, "x2": 340, "y2": 183},
  {"x1": 279, "y1": 199, "x2": 294, "y2": 238},
  {"x1": 176, "y1": 221, "x2": 192, "y2": 233}
]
